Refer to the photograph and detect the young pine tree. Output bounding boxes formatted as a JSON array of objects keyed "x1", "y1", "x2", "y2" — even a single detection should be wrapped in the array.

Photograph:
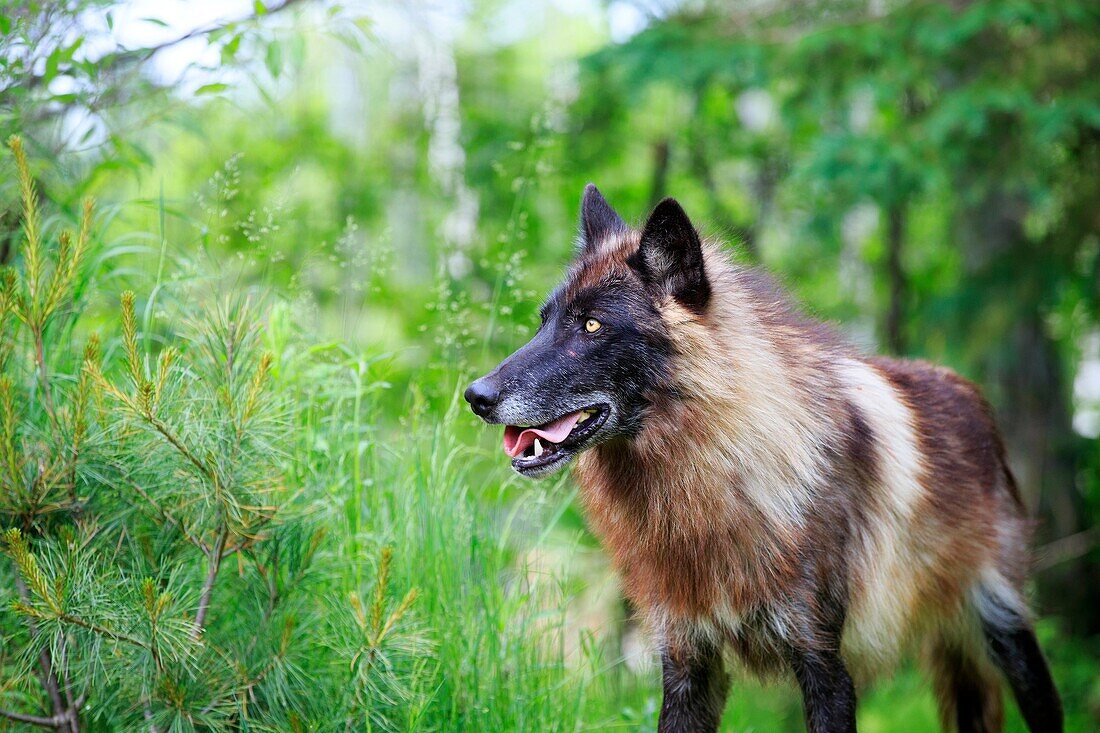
[{"x1": 0, "y1": 137, "x2": 428, "y2": 733}]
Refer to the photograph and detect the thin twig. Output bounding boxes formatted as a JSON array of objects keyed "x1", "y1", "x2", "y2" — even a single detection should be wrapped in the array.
[
  {"x1": 33, "y1": 327, "x2": 59, "y2": 428},
  {"x1": 0, "y1": 0, "x2": 309, "y2": 98},
  {"x1": 1035, "y1": 527, "x2": 1099, "y2": 572},
  {"x1": 122, "y1": 0, "x2": 309, "y2": 64},
  {"x1": 143, "y1": 705, "x2": 159, "y2": 733},
  {"x1": 193, "y1": 527, "x2": 228, "y2": 639},
  {"x1": 57, "y1": 633, "x2": 80, "y2": 733}
]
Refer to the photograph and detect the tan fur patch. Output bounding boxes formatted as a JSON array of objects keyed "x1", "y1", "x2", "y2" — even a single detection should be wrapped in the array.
[{"x1": 838, "y1": 358, "x2": 929, "y2": 671}]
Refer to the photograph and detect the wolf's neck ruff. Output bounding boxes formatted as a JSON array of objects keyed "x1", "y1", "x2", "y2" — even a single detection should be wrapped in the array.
[
  {"x1": 573, "y1": 244, "x2": 837, "y2": 636},
  {"x1": 581, "y1": 240, "x2": 840, "y2": 527}
]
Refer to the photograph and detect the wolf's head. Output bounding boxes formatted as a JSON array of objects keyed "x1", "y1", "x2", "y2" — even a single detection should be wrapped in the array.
[{"x1": 465, "y1": 184, "x2": 710, "y2": 478}]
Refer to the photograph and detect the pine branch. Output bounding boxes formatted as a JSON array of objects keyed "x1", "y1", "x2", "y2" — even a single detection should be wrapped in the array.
[
  {"x1": 0, "y1": 706, "x2": 64, "y2": 728},
  {"x1": 94, "y1": 294, "x2": 218, "y2": 484},
  {"x1": 145, "y1": 413, "x2": 215, "y2": 482},
  {"x1": 7, "y1": 136, "x2": 42, "y2": 313},
  {"x1": 12, "y1": 575, "x2": 70, "y2": 732},
  {"x1": 7, "y1": 539, "x2": 157, "y2": 670},
  {"x1": 6, "y1": 136, "x2": 60, "y2": 426},
  {"x1": 53, "y1": 612, "x2": 155, "y2": 659},
  {"x1": 87, "y1": 326, "x2": 218, "y2": 489}
]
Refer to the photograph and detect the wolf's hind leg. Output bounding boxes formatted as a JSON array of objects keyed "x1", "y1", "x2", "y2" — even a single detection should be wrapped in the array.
[
  {"x1": 975, "y1": 584, "x2": 1063, "y2": 733},
  {"x1": 657, "y1": 639, "x2": 729, "y2": 733},
  {"x1": 929, "y1": 638, "x2": 1004, "y2": 733}
]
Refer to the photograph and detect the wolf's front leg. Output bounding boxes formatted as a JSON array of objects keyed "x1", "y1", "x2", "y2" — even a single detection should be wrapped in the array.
[
  {"x1": 790, "y1": 644, "x2": 857, "y2": 733},
  {"x1": 657, "y1": 639, "x2": 729, "y2": 733}
]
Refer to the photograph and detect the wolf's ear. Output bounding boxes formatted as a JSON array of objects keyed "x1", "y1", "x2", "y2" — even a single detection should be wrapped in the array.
[
  {"x1": 579, "y1": 183, "x2": 627, "y2": 253},
  {"x1": 630, "y1": 198, "x2": 710, "y2": 313}
]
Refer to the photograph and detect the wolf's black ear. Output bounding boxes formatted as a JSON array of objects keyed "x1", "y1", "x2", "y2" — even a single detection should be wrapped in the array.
[
  {"x1": 630, "y1": 198, "x2": 710, "y2": 313},
  {"x1": 580, "y1": 183, "x2": 627, "y2": 253}
]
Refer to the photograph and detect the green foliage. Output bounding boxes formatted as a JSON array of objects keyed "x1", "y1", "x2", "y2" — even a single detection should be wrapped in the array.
[
  {"x1": 0, "y1": 137, "x2": 389, "y2": 731},
  {"x1": 0, "y1": 135, "x2": 93, "y2": 521}
]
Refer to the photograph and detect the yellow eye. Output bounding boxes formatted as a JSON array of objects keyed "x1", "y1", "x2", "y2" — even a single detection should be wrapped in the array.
[{"x1": 584, "y1": 318, "x2": 602, "y2": 333}]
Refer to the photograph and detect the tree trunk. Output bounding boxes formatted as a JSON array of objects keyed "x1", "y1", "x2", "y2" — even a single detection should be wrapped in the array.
[
  {"x1": 956, "y1": 188, "x2": 1095, "y2": 632},
  {"x1": 885, "y1": 202, "x2": 907, "y2": 355},
  {"x1": 687, "y1": 88, "x2": 760, "y2": 261},
  {"x1": 648, "y1": 139, "x2": 670, "y2": 209}
]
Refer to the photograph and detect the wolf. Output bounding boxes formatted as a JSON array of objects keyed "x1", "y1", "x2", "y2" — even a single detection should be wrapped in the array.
[{"x1": 464, "y1": 185, "x2": 1062, "y2": 733}]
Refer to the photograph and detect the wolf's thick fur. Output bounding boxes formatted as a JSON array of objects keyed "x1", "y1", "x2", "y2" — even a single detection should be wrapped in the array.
[{"x1": 466, "y1": 187, "x2": 1062, "y2": 732}]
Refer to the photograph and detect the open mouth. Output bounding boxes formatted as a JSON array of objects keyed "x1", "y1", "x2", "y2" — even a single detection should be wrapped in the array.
[{"x1": 503, "y1": 404, "x2": 610, "y2": 475}]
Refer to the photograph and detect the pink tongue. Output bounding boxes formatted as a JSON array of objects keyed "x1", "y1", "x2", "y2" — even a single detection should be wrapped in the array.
[{"x1": 503, "y1": 411, "x2": 584, "y2": 458}]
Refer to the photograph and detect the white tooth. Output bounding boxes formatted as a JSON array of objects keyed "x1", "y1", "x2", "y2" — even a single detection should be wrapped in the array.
[{"x1": 533, "y1": 438, "x2": 544, "y2": 458}]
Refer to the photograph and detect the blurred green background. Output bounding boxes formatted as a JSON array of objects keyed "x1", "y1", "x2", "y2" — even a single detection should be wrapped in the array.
[{"x1": 1, "y1": 0, "x2": 1098, "y2": 730}]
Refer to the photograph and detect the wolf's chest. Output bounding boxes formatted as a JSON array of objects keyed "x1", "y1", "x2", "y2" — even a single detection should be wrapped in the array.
[{"x1": 575, "y1": 465, "x2": 801, "y2": 625}]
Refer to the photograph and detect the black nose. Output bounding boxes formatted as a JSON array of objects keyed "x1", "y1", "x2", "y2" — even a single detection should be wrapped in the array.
[{"x1": 464, "y1": 377, "x2": 500, "y2": 419}]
